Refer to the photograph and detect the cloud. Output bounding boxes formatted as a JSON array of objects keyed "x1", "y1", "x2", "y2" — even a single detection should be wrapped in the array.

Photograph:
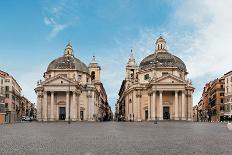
[
  {"x1": 43, "y1": 16, "x2": 68, "y2": 40},
  {"x1": 171, "y1": 0, "x2": 232, "y2": 104},
  {"x1": 44, "y1": 16, "x2": 68, "y2": 40},
  {"x1": 41, "y1": 0, "x2": 79, "y2": 40}
]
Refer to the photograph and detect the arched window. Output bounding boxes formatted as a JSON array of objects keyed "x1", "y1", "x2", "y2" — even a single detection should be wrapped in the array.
[
  {"x1": 91, "y1": 71, "x2": 95, "y2": 81},
  {"x1": 161, "y1": 44, "x2": 162, "y2": 49},
  {"x1": 130, "y1": 69, "x2": 134, "y2": 78}
]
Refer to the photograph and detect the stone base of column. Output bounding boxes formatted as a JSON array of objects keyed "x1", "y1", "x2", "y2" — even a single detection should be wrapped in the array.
[
  {"x1": 174, "y1": 117, "x2": 179, "y2": 120},
  {"x1": 137, "y1": 119, "x2": 142, "y2": 122},
  {"x1": 42, "y1": 118, "x2": 48, "y2": 122},
  {"x1": 188, "y1": 118, "x2": 192, "y2": 121},
  {"x1": 181, "y1": 117, "x2": 186, "y2": 121},
  {"x1": 158, "y1": 117, "x2": 163, "y2": 121},
  {"x1": 71, "y1": 118, "x2": 78, "y2": 121},
  {"x1": 88, "y1": 118, "x2": 95, "y2": 121},
  {"x1": 150, "y1": 117, "x2": 156, "y2": 121},
  {"x1": 37, "y1": 118, "x2": 42, "y2": 122}
]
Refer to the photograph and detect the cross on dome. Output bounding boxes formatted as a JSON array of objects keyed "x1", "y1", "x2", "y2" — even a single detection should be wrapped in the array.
[{"x1": 92, "y1": 55, "x2": 96, "y2": 63}]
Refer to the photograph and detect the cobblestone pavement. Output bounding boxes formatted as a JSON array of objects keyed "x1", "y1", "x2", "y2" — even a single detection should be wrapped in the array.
[{"x1": 0, "y1": 121, "x2": 232, "y2": 155}]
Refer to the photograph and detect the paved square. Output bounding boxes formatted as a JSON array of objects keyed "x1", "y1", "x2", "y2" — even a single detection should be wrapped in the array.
[{"x1": 0, "y1": 122, "x2": 232, "y2": 155}]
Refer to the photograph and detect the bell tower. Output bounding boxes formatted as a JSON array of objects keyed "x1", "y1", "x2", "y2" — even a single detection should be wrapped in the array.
[
  {"x1": 126, "y1": 49, "x2": 138, "y2": 80},
  {"x1": 155, "y1": 35, "x2": 167, "y2": 52},
  {"x1": 88, "y1": 56, "x2": 101, "y2": 83}
]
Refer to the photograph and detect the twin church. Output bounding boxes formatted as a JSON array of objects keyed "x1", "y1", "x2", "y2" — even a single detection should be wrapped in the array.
[{"x1": 35, "y1": 36, "x2": 194, "y2": 122}]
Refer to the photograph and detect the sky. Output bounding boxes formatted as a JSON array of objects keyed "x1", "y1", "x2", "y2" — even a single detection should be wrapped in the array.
[{"x1": 1, "y1": 0, "x2": 232, "y2": 112}]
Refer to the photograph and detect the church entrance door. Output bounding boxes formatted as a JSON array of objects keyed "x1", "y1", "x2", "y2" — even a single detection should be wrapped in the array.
[
  {"x1": 80, "y1": 111, "x2": 84, "y2": 121},
  {"x1": 145, "y1": 110, "x2": 148, "y2": 120},
  {"x1": 163, "y1": 107, "x2": 170, "y2": 120},
  {"x1": 59, "y1": 107, "x2": 66, "y2": 120}
]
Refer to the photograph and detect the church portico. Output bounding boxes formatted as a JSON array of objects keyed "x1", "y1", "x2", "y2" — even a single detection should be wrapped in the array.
[
  {"x1": 144, "y1": 90, "x2": 187, "y2": 121},
  {"x1": 37, "y1": 90, "x2": 80, "y2": 122}
]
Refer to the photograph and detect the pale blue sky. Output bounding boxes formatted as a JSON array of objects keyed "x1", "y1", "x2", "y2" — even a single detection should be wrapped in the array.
[{"x1": 1, "y1": 0, "x2": 232, "y2": 111}]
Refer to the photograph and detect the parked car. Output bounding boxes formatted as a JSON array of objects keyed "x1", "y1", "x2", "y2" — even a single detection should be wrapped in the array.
[
  {"x1": 25, "y1": 116, "x2": 31, "y2": 121},
  {"x1": 22, "y1": 116, "x2": 26, "y2": 121}
]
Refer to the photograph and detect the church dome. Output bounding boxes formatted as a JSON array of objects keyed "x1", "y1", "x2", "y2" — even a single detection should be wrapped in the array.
[
  {"x1": 139, "y1": 36, "x2": 187, "y2": 72},
  {"x1": 139, "y1": 52, "x2": 187, "y2": 72},
  {"x1": 46, "y1": 43, "x2": 90, "y2": 74}
]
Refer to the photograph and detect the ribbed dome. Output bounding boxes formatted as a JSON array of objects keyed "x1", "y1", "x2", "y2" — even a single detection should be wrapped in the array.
[
  {"x1": 47, "y1": 56, "x2": 89, "y2": 74},
  {"x1": 139, "y1": 52, "x2": 187, "y2": 72},
  {"x1": 46, "y1": 42, "x2": 90, "y2": 74}
]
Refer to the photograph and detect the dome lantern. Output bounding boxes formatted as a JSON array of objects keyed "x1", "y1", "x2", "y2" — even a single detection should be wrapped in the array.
[
  {"x1": 64, "y1": 42, "x2": 74, "y2": 57},
  {"x1": 155, "y1": 35, "x2": 167, "y2": 52}
]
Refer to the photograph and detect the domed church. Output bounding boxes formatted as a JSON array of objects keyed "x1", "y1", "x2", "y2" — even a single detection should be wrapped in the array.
[
  {"x1": 35, "y1": 43, "x2": 112, "y2": 122},
  {"x1": 116, "y1": 36, "x2": 194, "y2": 121}
]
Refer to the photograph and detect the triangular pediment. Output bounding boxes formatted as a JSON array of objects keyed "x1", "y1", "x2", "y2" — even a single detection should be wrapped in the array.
[
  {"x1": 43, "y1": 75, "x2": 76, "y2": 85},
  {"x1": 152, "y1": 74, "x2": 186, "y2": 84}
]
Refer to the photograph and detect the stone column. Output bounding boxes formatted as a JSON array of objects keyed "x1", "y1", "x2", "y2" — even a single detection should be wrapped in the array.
[
  {"x1": 72, "y1": 92, "x2": 77, "y2": 121},
  {"x1": 43, "y1": 91, "x2": 47, "y2": 121},
  {"x1": 65, "y1": 91, "x2": 70, "y2": 121},
  {"x1": 136, "y1": 92, "x2": 141, "y2": 121},
  {"x1": 181, "y1": 91, "x2": 186, "y2": 120},
  {"x1": 87, "y1": 91, "x2": 92, "y2": 121},
  {"x1": 148, "y1": 94, "x2": 151, "y2": 120},
  {"x1": 125, "y1": 96, "x2": 128, "y2": 121},
  {"x1": 36, "y1": 92, "x2": 42, "y2": 121},
  {"x1": 188, "y1": 91, "x2": 193, "y2": 121},
  {"x1": 174, "y1": 91, "x2": 179, "y2": 120},
  {"x1": 77, "y1": 93, "x2": 80, "y2": 121},
  {"x1": 50, "y1": 91, "x2": 54, "y2": 121},
  {"x1": 159, "y1": 91, "x2": 163, "y2": 120},
  {"x1": 151, "y1": 91, "x2": 156, "y2": 120}
]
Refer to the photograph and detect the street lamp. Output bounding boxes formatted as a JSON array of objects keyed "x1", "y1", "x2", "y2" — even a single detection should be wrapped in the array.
[{"x1": 68, "y1": 59, "x2": 71, "y2": 124}]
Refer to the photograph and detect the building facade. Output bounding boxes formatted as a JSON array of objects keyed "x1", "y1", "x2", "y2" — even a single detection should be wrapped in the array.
[
  {"x1": 20, "y1": 96, "x2": 37, "y2": 120},
  {"x1": 224, "y1": 71, "x2": 232, "y2": 121},
  {"x1": 0, "y1": 71, "x2": 5, "y2": 124},
  {"x1": 117, "y1": 36, "x2": 194, "y2": 121},
  {"x1": 35, "y1": 43, "x2": 111, "y2": 122},
  {"x1": 196, "y1": 77, "x2": 225, "y2": 122},
  {"x1": 0, "y1": 70, "x2": 34, "y2": 124},
  {"x1": 2, "y1": 71, "x2": 22, "y2": 123},
  {"x1": 209, "y1": 78, "x2": 225, "y2": 122}
]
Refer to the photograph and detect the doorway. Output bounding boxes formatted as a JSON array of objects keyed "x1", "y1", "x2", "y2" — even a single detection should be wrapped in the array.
[
  {"x1": 145, "y1": 110, "x2": 148, "y2": 120},
  {"x1": 59, "y1": 107, "x2": 66, "y2": 120},
  {"x1": 80, "y1": 111, "x2": 84, "y2": 121},
  {"x1": 163, "y1": 107, "x2": 170, "y2": 120}
]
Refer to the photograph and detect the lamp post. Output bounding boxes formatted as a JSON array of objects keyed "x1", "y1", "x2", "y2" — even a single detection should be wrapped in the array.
[{"x1": 68, "y1": 59, "x2": 71, "y2": 124}]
